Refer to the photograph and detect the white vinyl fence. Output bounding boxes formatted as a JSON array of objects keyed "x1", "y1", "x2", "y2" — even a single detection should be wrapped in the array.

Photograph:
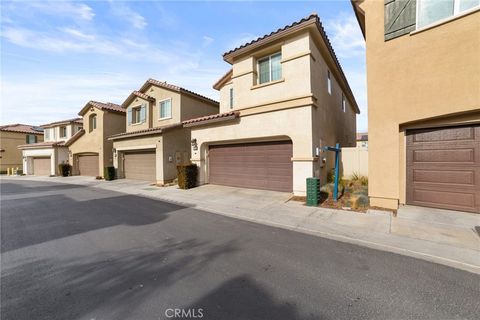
[{"x1": 341, "y1": 146, "x2": 368, "y2": 178}]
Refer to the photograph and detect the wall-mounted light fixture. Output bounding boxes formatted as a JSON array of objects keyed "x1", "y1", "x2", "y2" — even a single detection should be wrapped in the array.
[{"x1": 191, "y1": 138, "x2": 198, "y2": 151}]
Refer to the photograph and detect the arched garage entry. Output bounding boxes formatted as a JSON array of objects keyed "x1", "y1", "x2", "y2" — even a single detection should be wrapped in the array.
[{"x1": 208, "y1": 139, "x2": 293, "y2": 192}]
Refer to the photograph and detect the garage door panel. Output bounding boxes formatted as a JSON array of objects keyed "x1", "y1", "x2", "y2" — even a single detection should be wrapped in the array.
[
  {"x1": 209, "y1": 141, "x2": 293, "y2": 192},
  {"x1": 78, "y1": 155, "x2": 99, "y2": 177},
  {"x1": 33, "y1": 157, "x2": 50, "y2": 176},
  {"x1": 124, "y1": 150, "x2": 156, "y2": 182},
  {"x1": 413, "y1": 169, "x2": 475, "y2": 185},
  {"x1": 407, "y1": 125, "x2": 479, "y2": 213}
]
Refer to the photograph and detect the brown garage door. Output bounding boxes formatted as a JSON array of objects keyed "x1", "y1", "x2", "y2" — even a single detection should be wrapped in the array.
[
  {"x1": 209, "y1": 141, "x2": 293, "y2": 192},
  {"x1": 78, "y1": 154, "x2": 99, "y2": 176},
  {"x1": 33, "y1": 157, "x2": 50, "y2": 176},
  {"x1": 406, "y1": 125, "x2": 479, "y2": 213},
  {"x1": 124, "y1": 150, "x2": 156, "y2": 181}
]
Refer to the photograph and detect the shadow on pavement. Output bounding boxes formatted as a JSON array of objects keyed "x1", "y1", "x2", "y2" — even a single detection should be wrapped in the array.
[
  {"x1": 1, "y1": 239, "x2": 238, "y2": 320},
  {"x1": 1, "y1": 193, "x2": 185, "y2": 252}
]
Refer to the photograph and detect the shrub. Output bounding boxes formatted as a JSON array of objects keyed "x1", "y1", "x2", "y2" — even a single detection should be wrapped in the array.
[
  {"x1": 104, "y1": 166, "x2": 115, "y2": 181},
  {"x1": 177, "y1": 164, "x2": 198, "y2": 189},
  {"x1": 58, "y1": 163, "x2": 72, "y2": 177}
]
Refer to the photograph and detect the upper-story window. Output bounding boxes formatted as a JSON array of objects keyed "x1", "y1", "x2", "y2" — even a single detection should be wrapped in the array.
[
  {"x1": 229, "y1": 88, "x2": 234, "y2": 109},
  {"x1": 327, "y1": 70, "x2": 332, "y2": 95},
  {"x1": 26, "y1": 134, "x2": 37, "y2": 144},
  {"x1": 127, "y1": 104, "x2": 146, "y2": 125},
  {"x1": 159, "y1": 99, "x2": 172, "y2": 119},
  {"x1": 89, "y1": 114, "x2": 97, "y2": 132},
  {"x1": 59, "y1": 126, "x2": 67, "y2": 138},
  {"x1": 258, "y1": 52, "x2": 282, "y2": 84},
  {"x1": 342, "y1": 94, "x2": 346, "y2": 113},
  {"x1": 417, "y1": 0, "x2": 480, "y2": 28},
  {"x1": 45, "y1": 128, "x2": 50, "y2": 140}
]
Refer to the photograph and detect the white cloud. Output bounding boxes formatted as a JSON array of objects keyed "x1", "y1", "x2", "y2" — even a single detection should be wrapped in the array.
[
  {"x1": 1, "y1": 27, "x2": 121, "y2": 54},
  {"x1": 109, "y1": 2, "x2": 147, "y2": 29},
  {"x1": 326, "y1": 14, "x2": 365, "y2": 58},
  {"x1": 28, "y1": 1, "x2": 95, "y2": 21},
  {"x1": 60, "y1": 27, "x2": 96, "y2": 41},
  {"x1": 202, "y1": 36, "x2": 214, "y2": 47}
]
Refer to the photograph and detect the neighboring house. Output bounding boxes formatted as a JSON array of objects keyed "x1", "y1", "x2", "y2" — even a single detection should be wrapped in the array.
[
  {"x1": 18, "y1": 118, "x2": 83, "y2": 176},
  {"x1": 186, "y1": 14, "x2": 359, "y2": 195},
  {"x1": 0, "y1": 124, "x2": 44, "y2": 173},
  {"x1": 352, "y1": 0, "x2": 480, "y2": 213},
  {"x1": 109, "y1": 79, "x2": 219, "y2": 184},
  {"x1": 66, "y1": 101, "x2": 126, "y2": 177},
  {"x1": 356, "y1": 132, "x2": 368, "y2": 148}
]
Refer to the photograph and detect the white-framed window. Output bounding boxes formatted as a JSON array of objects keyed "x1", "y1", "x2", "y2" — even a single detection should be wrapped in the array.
[
  {"x1": 257, "y1": 52, "x2": 282, "y2": 84},
  {"x1": 89, "y1": 114, "x2": 97, "y2": 132},
  {"x1": 327, "y1": 70, "x2": 332, "y2": 95},
  {"x1": 59, "y1": 126, "x2": 67, "y2": 138},
  {"x1": 45, "y1": 128, "x2": 50, "y2": 140},
  {"x1": 342, "y1": 94, "x2": 346, "y2": 113},
  {"x1": 229, "y1": 88, "x2": 234, "y2": 109},
  {"x1": 159, "y1": 98, "x2": 172, "y2": 119},
  {"x1": 417, "y1": 0, "x2": 480, "y2": 29},
  {"x1": 127, "y1": 104, "x2": 146, "y2": 125}
]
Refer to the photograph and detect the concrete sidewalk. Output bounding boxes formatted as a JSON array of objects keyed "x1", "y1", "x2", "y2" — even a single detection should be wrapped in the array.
[{"x1": 3, "y1": 175, "x2": 479, "y2": 273}]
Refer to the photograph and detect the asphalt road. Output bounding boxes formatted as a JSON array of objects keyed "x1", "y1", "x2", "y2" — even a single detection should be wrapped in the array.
[{"x1": 1, "y1": 179, "x2": 479, "y2": 320}]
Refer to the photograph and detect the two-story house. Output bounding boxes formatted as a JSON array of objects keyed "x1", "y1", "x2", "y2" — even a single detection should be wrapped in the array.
[
  {"x1": 352, "y1": 0, "x2": 479, "y2": 213},
  {"x1": 185, "y1": 14, "x2": 359, "y2": 195},
  {"x1": 66, "y1": 101, "x2": 125, "y2": 177},
  {"x1": 109, "y1": 79, "x2": 219, "y2": 184},
  {"x1": 0, "y1": 124, "x2": 44, "y2": 173},
  {"x1": 19, "y1": 118, "x2": 83, "y2": 176}
]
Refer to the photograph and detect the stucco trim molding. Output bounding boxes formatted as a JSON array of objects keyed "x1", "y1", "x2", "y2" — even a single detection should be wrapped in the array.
[
  {"x1": 116, "y1": 145, "x2": 157, "y2": 151},
  {"x1": 250, "y1": 78, "x2": 285, "y2": 90},
  {"x1": 281, "y1": 51, "x2": 315, "y2": 64},
  {"x1": 231, "y1": 70, "x2": 257, "y2": 80}
]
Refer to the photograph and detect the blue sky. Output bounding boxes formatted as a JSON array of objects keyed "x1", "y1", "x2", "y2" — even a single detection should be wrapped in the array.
[{"x1": 0, "y1": 0, "x2": 367, "y2": 131}]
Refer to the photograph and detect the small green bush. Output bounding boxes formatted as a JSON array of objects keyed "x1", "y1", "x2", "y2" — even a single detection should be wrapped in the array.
[
  {"x1": 177, "y1": 164, "x2": 198, "y2": 189},
  {"x1": 104, "y1": 166, "x2": 115, "y2": 181},
  {"x1": 58, "y1": 163, "x2": 72, "y2": 177}
]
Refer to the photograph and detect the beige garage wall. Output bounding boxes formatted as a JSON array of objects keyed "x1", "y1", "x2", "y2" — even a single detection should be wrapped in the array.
[
  {"x1": 361, "y1": 0, "x2": 480, "y2": 209},
  {"x1": 191, "y1": 106, "x2": 315, "y2": 195},
  {"x1": 113, "y1": 135, "x2": 161, "y2": 181}
]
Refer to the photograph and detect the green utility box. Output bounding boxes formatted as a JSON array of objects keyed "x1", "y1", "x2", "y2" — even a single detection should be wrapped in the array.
[{"x1": 306, "y1": 177, "x2": 320, "y2": 206}]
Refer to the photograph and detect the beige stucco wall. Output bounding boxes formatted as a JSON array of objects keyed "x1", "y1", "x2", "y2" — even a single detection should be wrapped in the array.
[
  {"x1": 44, "y1": 124, "x2": 81, "y2": 142},
  {"x1": 69, "y1": 108, "x2": 125, "y2": 177},
  {"x1": 112, "y1": 127, "x2": 190, "y2": 184},
  {"x1": 0, "y1": 131, "x2": 44, "y2": 171},
  {"x1": 220, "y1": 32, "x2": 313, "y2": 113},
  {"x1": 180, "y1": 94, "x2": 219, "y2": 122},
  {"x1": 361, "y1": 1, "x2": 480, "y2": 209},
  {"x1": 202, "y1": 28, "x2": 357, "y2": 195},
  {"x1": 125, "y1": 85, "x2": 219, "y2": 133}
]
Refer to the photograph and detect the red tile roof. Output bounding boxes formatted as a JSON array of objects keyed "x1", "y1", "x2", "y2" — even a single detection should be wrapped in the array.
[
  {"x1": 108, "y1": 123, "x2": 183, "y2": 140},
  {"x1": 139, "y1": 78, "x2": 219, "y2": 106},
  {"x1": 79, "y1": 101, "x2": 124, "y2": 116},
  {"x1": 0, "y1": 124, "x2": 44, "y2": 135},
  {"x1": 356, "y1": 132, "x2": 368, "y2": 141},
  {"x1": 182, "y1": 111, "x2": 240, "y2": 127},
  {"x1": 222, "y1": 13, "x2": 360, "y2": 114},
  {"x1": 121, "y1": 90, "x2": 156, "y2": 108},
  {"x1": 41, "y1": 118, "x2": 83, "y2": 128}
]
